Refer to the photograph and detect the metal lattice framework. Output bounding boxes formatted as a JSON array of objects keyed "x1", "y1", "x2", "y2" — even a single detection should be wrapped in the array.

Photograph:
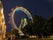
[{"x1": 0, "y1": 1, "x2": 6, "y2": 39}]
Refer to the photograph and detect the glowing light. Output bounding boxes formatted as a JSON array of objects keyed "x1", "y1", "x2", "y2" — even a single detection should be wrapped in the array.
[
  {"x1": 19, "y1": 18, "x2": 27, "y2": 29},
  {"x1": 0, "y1": 1, "x2": 6, "y2": 39}
]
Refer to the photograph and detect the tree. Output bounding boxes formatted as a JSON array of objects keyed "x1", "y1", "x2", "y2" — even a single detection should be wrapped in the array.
[
  {"x1": 44, "y1": 17, "x2": 53, "y2": 35},
  {"x1": 32, "y1": 15, "x2": 46, "y2": 38},
  {"x1": 12, "y1": 29, "x2": 20, "y2": 39},
  {"x1": 22, "y1": 23, "x2": 33, "y2": 35},
  {"x1": 40, "y1": 17, "x2": 53, "y2": 38},
  {"x1": 22, "y1": 15, "x2": 46, "y2": 38}
]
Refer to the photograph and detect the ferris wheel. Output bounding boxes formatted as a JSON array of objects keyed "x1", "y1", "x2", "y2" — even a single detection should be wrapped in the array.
[{"x1": 8, "y1": 6, "x2": 33, "y2": 35}]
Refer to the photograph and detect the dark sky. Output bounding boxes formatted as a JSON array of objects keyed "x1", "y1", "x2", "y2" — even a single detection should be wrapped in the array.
[
  {"x1": 2, "y1": 0, "x2": 53, "y2": 32},
  {"x1": 2, "y1": 0, "x2": 53, "y2": 18}
]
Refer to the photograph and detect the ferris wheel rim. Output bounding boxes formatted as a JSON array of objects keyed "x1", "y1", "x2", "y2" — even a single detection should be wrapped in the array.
[{"x1": 10, "y1": 7, "x2": 33, "y2": 30}]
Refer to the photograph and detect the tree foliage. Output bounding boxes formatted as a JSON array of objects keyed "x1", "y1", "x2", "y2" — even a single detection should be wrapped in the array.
[
  {"x1": 12, "y1": 15, "x2": 53, "y2": 38},
  {"x1": 22, "y1": 15, "x2": 53, "y2": 38}
]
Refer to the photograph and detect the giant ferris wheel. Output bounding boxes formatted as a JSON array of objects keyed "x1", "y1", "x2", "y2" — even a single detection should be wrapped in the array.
[{"x1": 8, "y1": 6, "x2": 34, "y2": 35}]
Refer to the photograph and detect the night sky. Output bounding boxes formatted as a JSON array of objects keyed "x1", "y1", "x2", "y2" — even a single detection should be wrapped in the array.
[{"x1": 2, "y1": 0, "x2": 53, "y2": 32}]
